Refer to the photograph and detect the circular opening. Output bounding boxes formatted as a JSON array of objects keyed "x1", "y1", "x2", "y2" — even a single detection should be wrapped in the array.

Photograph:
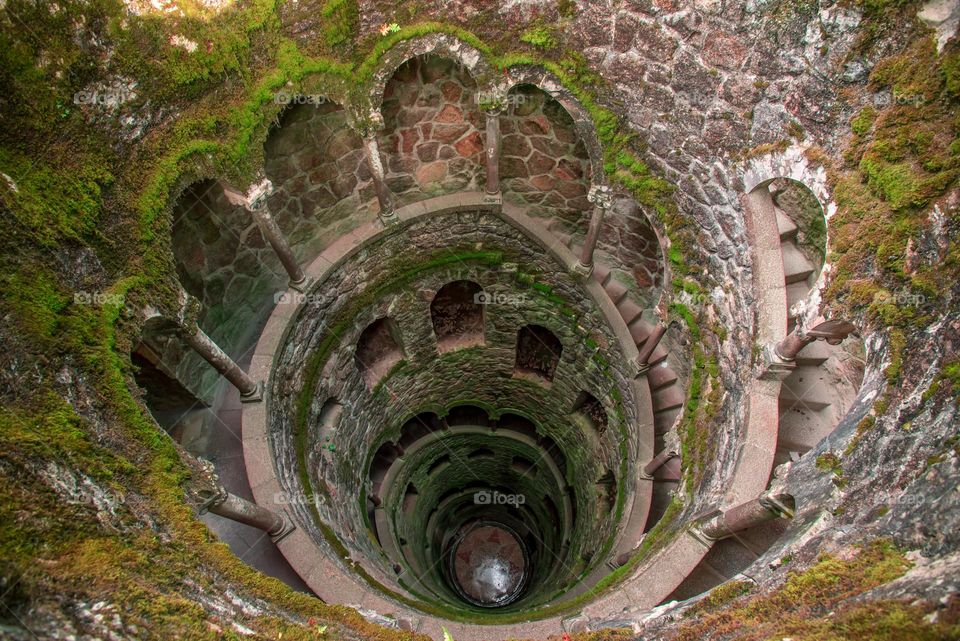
[{"x1": 447, "y1": 521, "x2": 529, "y2": 607}]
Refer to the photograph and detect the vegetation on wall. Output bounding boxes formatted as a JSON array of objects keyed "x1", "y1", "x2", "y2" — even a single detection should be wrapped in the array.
[{"x1": 0, "y1": 0, "x2": 954, "y2": 636}]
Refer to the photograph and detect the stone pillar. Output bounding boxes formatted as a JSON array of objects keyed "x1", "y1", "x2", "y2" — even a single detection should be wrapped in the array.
[
  {"x1": 694, "y1": 491, "x2": 794, "y2": 542},
  {"x1": 221, "y1": 178, "x2": 307, "y2": 291},
  {"x1": 483, "y1": 106, "x2": 503, "y2": 197},
  {"x1": 641, "y1": 447, "x2": 678, "y2": 479},
  {"x1": 356, "y1": 112, "x2": 395, "y2": 223},
  {"x1": 197, "y1": 460, "x2": 294, "y2": 540},
  {"x1": 636, "y1": 322, "x2": 668, "y2": 373},
  {"x1": 175, "y1": 291, "x2": 263, "y2": 402},
  {"x1": 774, "y1": 319, "x2": 858, "y2": 362},
  {"x1": 578, "y1": 184, "x2": 613, "y2": 273}
]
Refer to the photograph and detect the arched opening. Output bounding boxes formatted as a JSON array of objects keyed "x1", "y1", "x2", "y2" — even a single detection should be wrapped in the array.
[
  {"x1": 514, "y1": 324, "x2": 562, "y2": 382},
  {"x1": 500, "y1": 84, "x2": 591, "y2": 228},
  {"x1": 761, "y1": 177, "x2": 828, "y2": 330},
  {"x1": 379, "y1": 54, "x2": 484, "y2": 205},
  {"x1": 430, "y1": 280, "x2": 484, "y2": 352},
  {"x1": 572, "y1": 391, "x2": 608, "y2": 436},
  {"x1": 356, "y1": 318, "x2": 405, "y2": 388}
]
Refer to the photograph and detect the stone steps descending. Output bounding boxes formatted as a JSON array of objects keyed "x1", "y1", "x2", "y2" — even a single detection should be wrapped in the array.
[
  {"x1": 776, "y1": 207, "x2": 798, "y2": 241},
  {"x1": 781, "y1": 241, "x2": 815, "y2": 285},
  {"x1": 543, "y1": 213, "x2": 687, "y2": 445},
  {"x1": 779, "y1": 365, "x2": 832, "y2": 411}
]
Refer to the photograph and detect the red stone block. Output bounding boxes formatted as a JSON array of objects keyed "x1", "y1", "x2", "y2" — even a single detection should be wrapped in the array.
[{"x1": 454, "y1": 131, "x2": 484, "y2": 157}]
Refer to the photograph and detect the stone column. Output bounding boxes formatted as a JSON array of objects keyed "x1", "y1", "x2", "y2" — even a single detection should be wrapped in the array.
[
  {"x1": 175, "y1": 291, "x2": 263, "y2": 402},
  {"x1": 222, "y1": 178, "x2": 307, "y2": 291},
  {"x1": 635, "y1": 322, "x2": 668, "y2": 373},
  {"x1": 197, "y1": 460, "x2": 294, "y2": 540},
  {"x1": 483, "y1": 105, "x2": 503, "y2": 198},
  {"x1": 775, "y1": 319, "x2": 858, "y2": 361},
  {"x1": 694, "y1": 491, "x2": 794, "y2": 542},
  {"x1": 357, "y1": 112, "x2": 395, "y2": 223},
  {"x1": 578, "y1": 184, "x2": 613, "y2": 274},
  {"x1": 641, "y1": 447, "x2": 678, "y2": 479}
]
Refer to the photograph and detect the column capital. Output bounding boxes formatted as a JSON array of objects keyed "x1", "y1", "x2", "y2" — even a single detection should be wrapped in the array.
[
  {"x1": 587, "y1": 183, "x2": 613, "y2": 209},
  {"x1": 351, "y1": 110, "x2": 385, "y2": 138},
  {"x1": 221, "y1": 177, "x2": 275, "y2": 212},
  {"x1": 194, "y1": 458, "x2": 230, "y2": 512}
]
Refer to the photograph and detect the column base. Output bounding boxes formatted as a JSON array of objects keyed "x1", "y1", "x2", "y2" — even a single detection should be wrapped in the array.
[
  {"x1": 482, "y1": 190, "x2": 502, "y2": 205},
  {"x1": 758, "y1": 345, "x2": 796, "y2": 381},
  {"x1": 571, "y1": 261, "x2": 594, "y2": 278},
  {"x1": 240, "y1": 380, "x2": 264, "y2": 403},
  {"x1": 288, "y1": 276, "x2": 311, "y2": 293},
  {"x1": 634, "y1": 359, "x2": 650, "y2": 377},
  {"x1": 688, "y1": 508, "x2": 723, "y2": 545},
  {"x1": 378, "y1": 208, "x2": 399, "y2": 225},
  {"x1": 269, "y1": 514, "x2": 297, "y2": 542}
]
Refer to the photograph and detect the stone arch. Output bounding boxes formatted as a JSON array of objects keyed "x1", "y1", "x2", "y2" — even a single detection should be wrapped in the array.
[
  {"x1": 262, "y1": 98, "x2": 375, "y2": 260},
  {"x1": 499, "y1": 83, "x2": 592, "y2": 227},
  {"x1": 430, "y1": 280, "x2": 484, "y2": 352},
  {"x1": 572, "y1": 391, "x2": 608, "y2": 436},
  {"x1": 500, "y1": 67, "x2": 607, "y2": 185},
  {"x1": 514, "y1": 324, "x2": 563, "y2": 382},
  {"x1": 356, "y1": 317, "x2": 405, "y2": 387},
  {"x1": 366, "y1": 34, "x2": 493, "y2": 116},
  {"x1": 377, "y1": 54, "x2": 486, "y2": 204}
]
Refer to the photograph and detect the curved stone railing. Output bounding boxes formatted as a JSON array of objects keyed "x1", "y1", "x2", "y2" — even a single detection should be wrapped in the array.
[{"x1": 241, "y1": 193, "x2": 692, "y2": 638}]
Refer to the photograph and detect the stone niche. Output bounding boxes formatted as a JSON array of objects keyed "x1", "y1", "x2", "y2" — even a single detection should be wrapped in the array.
[{"x1": 266, "y1": 208, "x2": 644, "y2": 614}]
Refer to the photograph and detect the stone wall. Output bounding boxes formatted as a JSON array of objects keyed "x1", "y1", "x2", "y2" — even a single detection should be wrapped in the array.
[
  {"x1": 379, "y1": 55, "x2": 486, "y2": 203},
  {"x1": 267, "y1": 209, "x2": 643, "y2": 613}
]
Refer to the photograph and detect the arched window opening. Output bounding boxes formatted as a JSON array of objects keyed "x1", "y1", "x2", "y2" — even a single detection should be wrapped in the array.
[
  {"x1": 514, "y1": 324, "x2": 562, "y2": 382},
  {"x1": 497, "y1": 413, "x2": 539, "y2": 441},
  {"x1": 317, "y1": 399, "x2": 342, "y2": 458},
  {"x1": 430, "y1": 280, "x2": 485, "y2": 352},
  {"x1": 446, "y1": 404, "x2": 490, "y2": 428},
  {"x1": 399, "y1": 412, "x2": 443, "y2": 449},
  {"x1": 356, "y1": 317, "x2": 405, "y2": 387},
  {"x1": 572, "y1": 391, "x2": 608, "y2": 436}
]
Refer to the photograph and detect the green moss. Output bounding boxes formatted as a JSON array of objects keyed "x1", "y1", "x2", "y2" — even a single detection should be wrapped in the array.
[
  {"x1": 686, "y1": 580, "x2": 753, "y2": 616},
  {"x1": 320, "y1": 0, "x2": 359, "y2": 49},
  {"x1": 675, "y1": 540, "x2": 922, "y2": 640},
  {"x1": 520, "y1": 25, "x2": 558, "y2": 50}
]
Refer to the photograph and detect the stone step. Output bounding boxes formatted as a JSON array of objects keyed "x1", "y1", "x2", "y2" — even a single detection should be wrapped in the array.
[
  {"x1": 781, "y1": 241, "x2": 815, "y2": 285},
  {"x1": 779, "y1": 367, "x2": 832, "y2": 411},
  {"x1": 654, "y1": 406, "x2": 681, "y2": 434},
  {"x1": 555, "y1": 232, "x2": 573, "y2": 248},
  {"x1": 794, "y1": 340, "x2": 831, "y2": 366},
  {"x1": 629, "y1": 318, "x2": 654, "y2": 347},
  {"x1": 786, "y1": 281, "x2": 809, "y2": 319},
  {"x1": 646, "y1": 344, "x2": 669, "y2": 367},
  {"x1": 604, "y1": 279, "x2": 629, "y2": 305},
  {"x1": 651, "y1": 384, "x2": 685, "y2": 412},
  {"x1": 776, "y1": 207, "x2": 798, "y2": 241},
  {"x1": 646, "y1": 363, "x2": 679, "y2": 391},
  {"x1": 592, "y1": 263, "x2": 612, "y2": 286},
  {"x1": 616, "y1": 297, "x2": 644, "y2": 326},
  {"x1": 776, "y1": 402, "x2": 830, "y2": 456}
]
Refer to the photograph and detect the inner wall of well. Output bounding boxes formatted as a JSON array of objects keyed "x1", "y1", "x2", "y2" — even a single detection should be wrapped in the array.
[{"x1": 267, "y1": 209, "x2": 642, "y2": 615}]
